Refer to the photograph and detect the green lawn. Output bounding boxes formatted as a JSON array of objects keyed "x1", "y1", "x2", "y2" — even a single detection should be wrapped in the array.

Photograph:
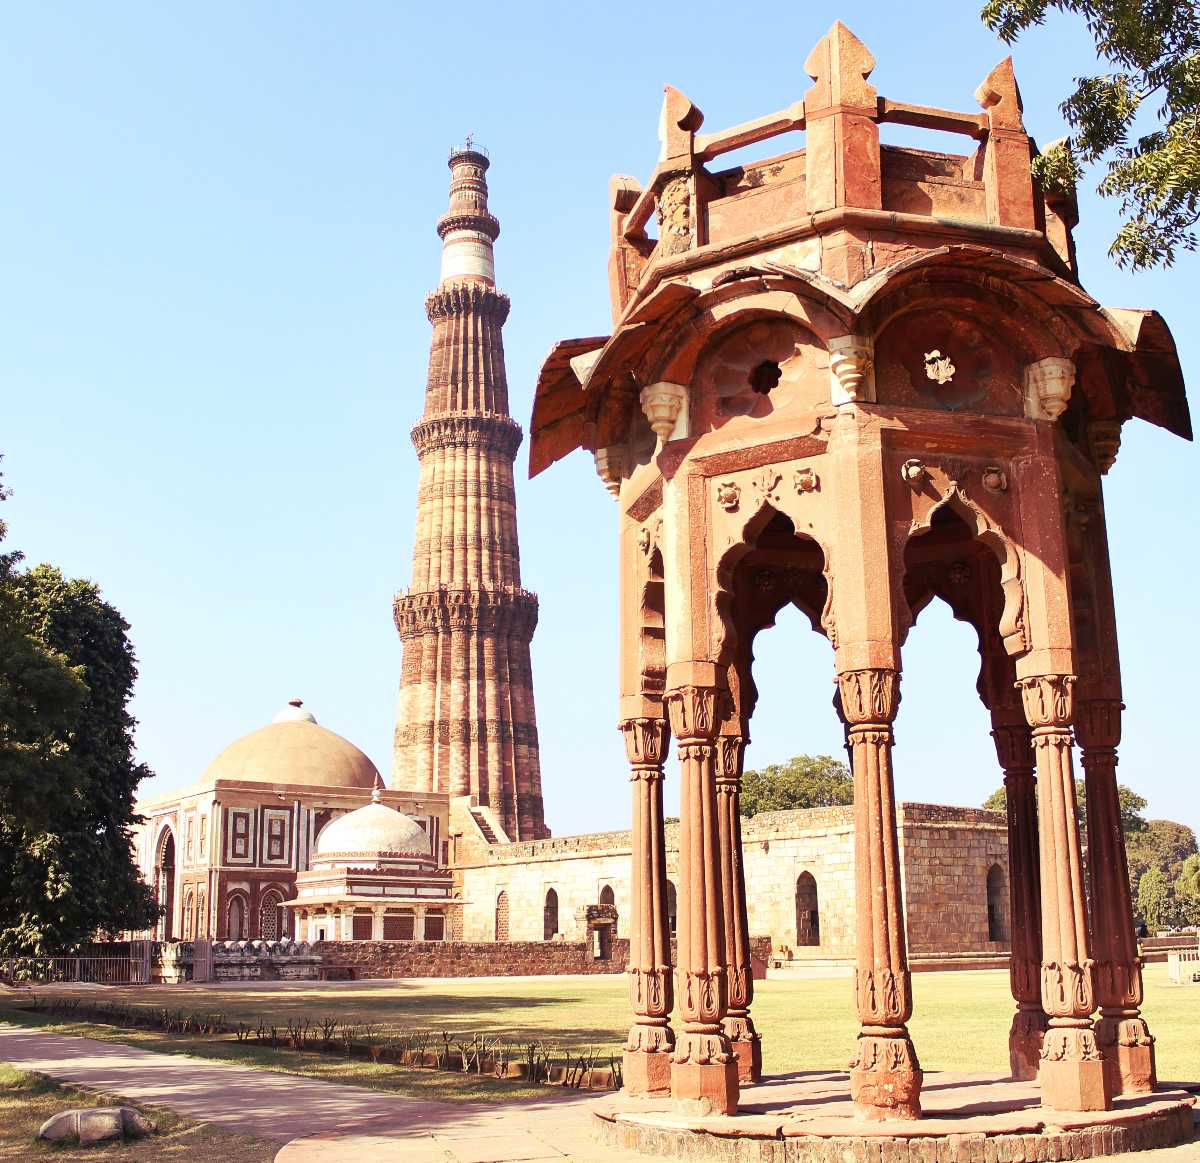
[{"x1": 5, "y1": 963, "x2": 1196, "y2": 1086}]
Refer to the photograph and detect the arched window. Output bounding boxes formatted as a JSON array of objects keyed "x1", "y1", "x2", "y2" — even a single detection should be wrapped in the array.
[
  {"x1": 665, "y1": 880, "x2": 678, "y2": 936},
  {"x1": 987, "y1": 863, "x2": 1007, "y2": 942},
  {"x1": 259, "y1": 890, "x2": 285, "y2": 941},
  {"x1": 155, "y1": 829, "x2": 176, "y2": 941},
  {"x1": 795, "y1": 872, "x2": 820, "y2": 947},
  {"x1": 543, "y1": 888, "x2": 559, "y2": 941},
  {"x1": 195, "y1": 891, "x2": 207, "y2": 939},
  {"x1": 182, "y1": 889, "x2": 194, "y2": 939},
  {"x1": 495, "y1": 890, "x2": 509, "y2": 941},
  {"x1": 599, "y1": 884, "x2": 616, "y2": 907},
  {"x1": 227, "y1": 894, "x2": 247, "y2": 941}
]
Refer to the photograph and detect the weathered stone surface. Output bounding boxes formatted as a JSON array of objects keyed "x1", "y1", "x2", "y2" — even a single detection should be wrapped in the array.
[{"x1": 38, "y1": 1106, "x2": 155, "y2": 1144}]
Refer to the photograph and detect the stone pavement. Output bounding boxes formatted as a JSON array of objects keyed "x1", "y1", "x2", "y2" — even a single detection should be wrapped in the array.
[{"x1": 0, "y1": 1024, "x2": 640, "y2": 1161}]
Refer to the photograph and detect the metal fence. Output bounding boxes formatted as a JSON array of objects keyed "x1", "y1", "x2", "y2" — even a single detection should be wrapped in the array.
[{"x1": 0, "y1": 954, "x2": 150, "y2": 987}]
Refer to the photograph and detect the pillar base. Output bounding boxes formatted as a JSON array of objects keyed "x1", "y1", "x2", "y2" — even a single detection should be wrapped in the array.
[
  {"x1": 623, "y1": 1049, "x2": 673, "y2": 1096},
  {"x1": 722, "y1": 1014, "x2": 762, "y2": 1084},
  {"x1": 1096, "y1": 1015, "x2": 1156, "y2": 1096},
  {"x1": 1039, "y1": 1026, "x2": 1112, "y2": 1111},
  {"x1": 670, "y1": 1059, "x2": 739, "y2": 1116},
  {"x1": 849, "y1": 1034, "x2": 922, "y2": 1121},
  {"x1": 1009, "y1": 1008, "x2": 1048, "y2": 1081}
]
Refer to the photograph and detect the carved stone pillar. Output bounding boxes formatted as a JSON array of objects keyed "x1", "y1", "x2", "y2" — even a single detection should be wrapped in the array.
[
  {"x1": 991, "y1": 716, "x2": 1047, "y2": 1079},
  {"x1": 715, "y1": 733, "x2": 761, "y2": 1083},
  {"x1": 839, "y1": 668, "x2": 922, "y2": 1120},
  {"x1": 664, "y1": 681, "x2": 738, "y2": 1115},
  {"x1": 1017, "y1": 674, "x2": 1112, "y2": 1111},
  {"x1": 1078, "y1": 698, "x2": 1156, "y2": 1096},
  {"x1": 620, "y1": 714, "x2": 675, "y2": 1096}
]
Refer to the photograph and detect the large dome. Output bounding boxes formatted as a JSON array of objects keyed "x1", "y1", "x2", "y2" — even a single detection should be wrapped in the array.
[
  {"x1": 315, "y1": 789, "x2": 432, "y2": 859},
  {"x1": 199, "y1": 700, "x2": 380, "y2": 790}
]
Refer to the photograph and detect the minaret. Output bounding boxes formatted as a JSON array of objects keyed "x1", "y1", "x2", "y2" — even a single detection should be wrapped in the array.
[{"x1": 392, "y1": 145, "x2": 548, "y2": 842}]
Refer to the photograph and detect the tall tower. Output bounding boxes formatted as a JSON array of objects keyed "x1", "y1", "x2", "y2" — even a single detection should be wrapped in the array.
[{"x1": 392, "y1": 146, "x2": 548, "y2": 842}]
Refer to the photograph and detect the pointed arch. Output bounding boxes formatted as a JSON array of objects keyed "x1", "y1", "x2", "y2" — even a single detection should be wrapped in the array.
[
  {"x1": 905, "y1": 483, "x2": 1027, "y2": 657},
  {"x1": 543, "y1": 888, "x2": 559, "y2": 941}
]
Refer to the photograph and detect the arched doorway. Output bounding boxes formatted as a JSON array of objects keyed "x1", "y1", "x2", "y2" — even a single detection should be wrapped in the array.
[
  {"x1": 227, "y1": 893, "x2": 248, "y2": 940},
  {"x1": 987, "y1": 863, "x2": 1007, "y2": 942},
  {"x1": 495, "y1": 890, "x2": 509, "y2": 941},
  {"x1": 259, "y1": 890, "x2": 285, "y2": 941},
  {"x1": 155, "y1": 829, "x2": 176, "y2": 941},
  {"x1": 795, "y1": 872, "x2": 820, "y2": 947},
  {"x1": 182, "y1": 889, "x2": 194, "y2": 939},
  {"x1": 543, "y1": 888, "x2": 559, "y2": 940}
]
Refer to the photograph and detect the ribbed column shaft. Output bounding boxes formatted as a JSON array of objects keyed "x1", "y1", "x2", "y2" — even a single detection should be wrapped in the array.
[{"x1": 392, "y1": 147, "x2": 548, "y2": 842}]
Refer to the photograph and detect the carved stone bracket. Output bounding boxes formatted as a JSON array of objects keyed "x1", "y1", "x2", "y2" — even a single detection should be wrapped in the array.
[
  {"x1": 640, "y1": 381, "x2": 688, "y2": 444},
  {"x1": 828, "y1": 335, "x2": 875, "y2": 406},
  {"x1": 1024, "y1": 357, "x2": 1076, "y2": 422}
]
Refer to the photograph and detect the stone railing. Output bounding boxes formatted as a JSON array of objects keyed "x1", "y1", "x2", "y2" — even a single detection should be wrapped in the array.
[{"x1": 159, "y1": 939, "x2": 322, "y2": 984}]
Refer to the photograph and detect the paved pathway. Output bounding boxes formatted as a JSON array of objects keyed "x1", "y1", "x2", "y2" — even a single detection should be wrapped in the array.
[
  {"x1": 0, "y1": 1024, "x2": 639, "y2": 1161},
  {"x1": 4, "y1": 1025, "x2": 1197, "y2": 1163}
]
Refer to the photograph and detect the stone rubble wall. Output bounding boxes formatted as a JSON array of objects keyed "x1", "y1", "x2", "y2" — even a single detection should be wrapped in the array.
[
  {"x1": 458, "y1": 803, "x2": 1009, "y2": 960},
  {"x1": 312, "y1": 935, "x2": 772, "y2": 980}
]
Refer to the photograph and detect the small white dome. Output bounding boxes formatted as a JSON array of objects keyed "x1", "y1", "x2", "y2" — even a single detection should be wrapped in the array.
[
  {"x1": 273, "y1": 698, "x2": 317, "y2": 724},
  {"x1": 315, "y1": 790, "x2": 432, "y2": 859}
]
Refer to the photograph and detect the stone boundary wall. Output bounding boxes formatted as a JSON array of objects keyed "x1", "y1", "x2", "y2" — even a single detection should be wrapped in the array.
[
  {"x1": 317, "y1": 938, "x2": 633, "y2": 977},
  {"x1": 314, "y1": 935, "x2": 772, "y2": 980}
]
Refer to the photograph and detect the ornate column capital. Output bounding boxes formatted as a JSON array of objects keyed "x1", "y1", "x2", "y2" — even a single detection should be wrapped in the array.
[
  {"x1": 664, "y1": 684, "x2": 723, "y2": 741},
  {"x1": 619, "y1": 716, "x2": 670, "y2": 768},
  {"x1": 1075, "y1": 698, "x2": 1123, "y2": 750},
  {"x1": 714, "y1": 735, "x2": 745, "y2": 786},
  {"x1": 1016, "y1": 674, "x2": 1075, "y2": 729},
  {"x1": 837, "y1": 668, "x2": 900, "y2": 726}
]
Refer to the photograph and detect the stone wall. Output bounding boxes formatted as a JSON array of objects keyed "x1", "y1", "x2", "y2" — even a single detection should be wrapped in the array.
[
  {"x1": 313, "y1": 935, "x2": 773, "y2": 980},
  {"x1": 900, "y1": 804, "x2": 1009, "y2": 956},
  {"x1": 317, "y1": 938, "x2": 631, "y2": 978},
  {"x1": 457, "y1": 802, "x2": 1009, "y2": 962}
]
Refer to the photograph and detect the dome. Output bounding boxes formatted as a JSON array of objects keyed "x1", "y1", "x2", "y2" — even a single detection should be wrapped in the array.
[
  {"x1": 200, "y1": 700, "x2": 380, "y2": 790},
  {"x1": 315, "y1": 788, "x2": 432, "y2": 859}
]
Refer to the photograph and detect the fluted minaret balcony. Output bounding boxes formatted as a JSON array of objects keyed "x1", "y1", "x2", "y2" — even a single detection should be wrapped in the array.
[{"x1": 392, "y1": 145, "x2": 548, "y2": 842}]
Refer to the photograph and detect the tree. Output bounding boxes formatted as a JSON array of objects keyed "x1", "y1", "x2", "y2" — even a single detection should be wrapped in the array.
[
  {"x1": 0, "y1": 561, "x2": 157, "y2": 953},
  {"x1": 1136, "y1": 866, "x2": 1173, "y2": 932},
  {"x1": 980, "y1": 779, "x2": 1147, "y2": 835},
  {"x1": 1126, "y1": 818, "x2": 1199, "y2": 892},
  {"x1": 1174, "y1": 853, "x2": 1200, "y2": 926},
  {"x1": 982, "y1": 0, "x2": 1200, "y2": 269},
  {"x1": 0, "y1": 468, "x2": 86, "y2": 834},
  {"x1": 740, "y1": 755, "x2": 853, "y2": 819}
]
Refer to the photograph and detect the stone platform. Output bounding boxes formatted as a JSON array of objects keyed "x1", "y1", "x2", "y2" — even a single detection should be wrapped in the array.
[{"x1": 594, "y1": 1072, "x2": 1198, "y2": 1161}]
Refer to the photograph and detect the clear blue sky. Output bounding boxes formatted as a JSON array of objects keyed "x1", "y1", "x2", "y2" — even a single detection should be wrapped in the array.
[{"x1": 2, "y1": 2, "x2": 1195, "y2": 837}]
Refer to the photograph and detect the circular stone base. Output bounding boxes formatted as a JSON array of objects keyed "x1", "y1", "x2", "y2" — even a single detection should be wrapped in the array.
[{"x1": 593, "y1": 1071, "x2": 1197, "y2": 1161}]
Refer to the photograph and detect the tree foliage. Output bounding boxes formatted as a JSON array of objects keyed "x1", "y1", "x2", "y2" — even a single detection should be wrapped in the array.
[
  {"x1": 981, "y1": 778, "x2": 1147, "y2": 835},
  {"x1": 0, "y1": 471, "x2": 86, "y2": 832},
  {"x1": 982, "y1": 0, "x2": 1200, "y2": 268},
  {"x1": 0, "y1": 486, "x2": 157, "y2": 953},
  {"x1": 740, "y1": 755, "x2": 853, "y2": 819},
  {"x1": 982, "y1": 777, "x2": 1199, "y2": 929}
]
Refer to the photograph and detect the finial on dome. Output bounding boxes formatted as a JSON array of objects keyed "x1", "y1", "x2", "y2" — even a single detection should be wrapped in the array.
[
  {"x1": 371, "y1": 772, "x2": 385, "y2": 803},
  {"x1": 273, "y1": 699, "x2": 317, "y2": 724}
]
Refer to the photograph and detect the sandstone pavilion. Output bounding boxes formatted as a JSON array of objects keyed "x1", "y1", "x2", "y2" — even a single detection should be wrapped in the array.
[{"x1": 131, "y1": 699, "x2": 454, "y2": 944}]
